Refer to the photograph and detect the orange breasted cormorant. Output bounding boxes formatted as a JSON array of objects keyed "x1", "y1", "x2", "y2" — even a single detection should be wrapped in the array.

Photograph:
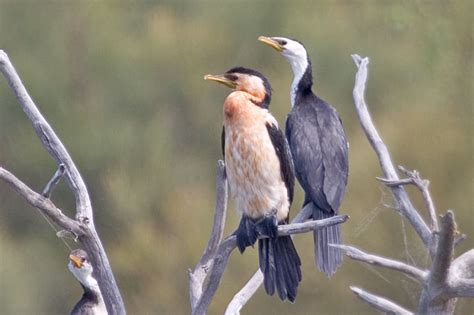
[{"x1": 205, "y1": 67, "x2": 301, "y2": 301}]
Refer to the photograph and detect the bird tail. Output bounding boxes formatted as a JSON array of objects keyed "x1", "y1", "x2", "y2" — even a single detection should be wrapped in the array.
[
  {"x1": 258, "y1": 235, "x2": 302, "y2": 302},
  {"x1": 312, "y1": 205, "x2": 343, "y2": 277}
]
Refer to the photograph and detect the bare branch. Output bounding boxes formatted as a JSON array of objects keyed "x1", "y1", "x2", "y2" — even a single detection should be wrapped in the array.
[
  {"x1": 0, "y1": 50, "x2": 92, "y2": 222},
  {"x1": 42, "y1": 163, "x2": 65, "y2": 198},
  {"x1": 429, "y1": 211, "x2": 455, "y2": 286},
  {"x1": 0, "y1": 50, "x2": 125, "y2": 315},
  {"x1": 332, "y1": 244, "x2": 427, "y2": 283},
  {"x1": 0, "y1": 166, "x2": 82, "y2": 235},
  {"x1": 351, "y1": 54, "x2": 433, "y2": 253},
  {"x1": 225, "y1": 271, "x2": 264, "y2": 315},
  {"x1": 419, "y1": 211, "x2": 457, "y2": 314},
  {"x1": 350, "y1": 286, "x2": 413, "y2": 315},
  {"x1": 189, "y1": 161, "x2": 228, "y2": 311}
]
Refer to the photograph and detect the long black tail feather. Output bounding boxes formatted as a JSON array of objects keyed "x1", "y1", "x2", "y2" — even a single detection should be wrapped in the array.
[
  {"x1": 312, "y1": 204, "x2": 343, "y2": 277},
  {"x1": 258, "y1": 235, "x2": 302, "y2": 302}
]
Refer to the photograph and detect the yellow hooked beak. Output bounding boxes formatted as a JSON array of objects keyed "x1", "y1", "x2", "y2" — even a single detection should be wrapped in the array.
[
  {"x1": 204, "y1": 74, "x2": 237, "y2": 89},
  {"x1": 69, "y1": 254, "x2": 83, "y2": 268},
  {"x1": 258, "y1": 36, "x2": 284, "y2": 52}
]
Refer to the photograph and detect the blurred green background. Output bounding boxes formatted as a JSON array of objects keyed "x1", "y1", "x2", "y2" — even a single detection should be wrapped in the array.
[{"x1": 0, "y1": 1, "x2": 472, "y2": 314}]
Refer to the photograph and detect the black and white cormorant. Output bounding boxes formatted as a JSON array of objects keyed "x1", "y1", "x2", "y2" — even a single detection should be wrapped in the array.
[
  {"x1": 205, "y1": 67, "x2": 301, "y2": 301},
  {"x1": 259, "y1": 36, "x2": 349, "y2": 276},
  {"x1": 68, "y1": 249, "x2": 107, "y2": 315}
]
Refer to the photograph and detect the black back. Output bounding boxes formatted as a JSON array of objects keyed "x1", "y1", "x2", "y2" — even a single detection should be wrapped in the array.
[{"x1": 286, "y1": 92, "x2": 348, "y2": 213}]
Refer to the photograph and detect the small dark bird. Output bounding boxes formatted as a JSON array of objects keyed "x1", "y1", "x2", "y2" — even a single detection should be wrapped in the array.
[
  {"x1": 205, "y1": 67, "x2": 301, "y2": 302},
  {"x1": 68, "y1": 249, "x2": 107, "y2": 315},
  {"x1": 259, "y1": 36, "x2": 349, "y2": 276}
]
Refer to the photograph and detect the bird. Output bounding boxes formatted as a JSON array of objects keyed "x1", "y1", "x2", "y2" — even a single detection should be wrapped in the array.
[
  {"x1": 258, "y1": 36, "x2": 349, "y2": 277},
  {"x1": 68, "y1": 249, "x2": 107, "y2": 315},
  {"x1": 205, "y1": 66, "x2": 302, "y2": 302}
]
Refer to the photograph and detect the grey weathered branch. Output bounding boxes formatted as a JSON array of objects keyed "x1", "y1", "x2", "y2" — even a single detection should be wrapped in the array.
[
  {"x1": 351, "y1": 54, "x2": 433, "y2": 255},
  {"x1": 0, "y1": 167, "x2": 82, "y2": 235},
  {"x1": 0, "y1": 50, "x2": 125, "y2": 314},
  {"x1": 348, "y1": 55, "x2": 473, "y2": 315},
  {"x1": 189, "y1": 164, "x2": 349, "y2": 315},
  {"x1": 377, "y1": 166, "x2": 438, "y2": 233},
  {"x1": 42, "y1": 163, "x2": 65, "y2": 198},
  {"x1": 332, "y1": 244, "x2": 427, "y2": 283},
  {"x1": 350, "y1": 287, "x2": 413, "y2": 315},
  {"x1": 418, "y1": 211, "x2": 457, "y2": 314},
  {"x1": 189, "y1": 160, "x2": 228, "y2": 313}
]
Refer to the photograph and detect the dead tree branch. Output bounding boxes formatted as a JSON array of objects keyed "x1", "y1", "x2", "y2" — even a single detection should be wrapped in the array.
[
  {"x1": 189, "y1": 162, "x2": 349, "y2": 315},
  {"x1": 351, "y1": 54, "x2": 433, "y2": 256},
  {"x1": 350, "y1": 287, "x2": 413, "y2": 315},
  {"x1": 346, "y1": 54, "x2": 473, "y2": 315},
  {"x1": 0, "y1": 50, "x2": 125, "y2": 314},
  {"x1": 332, "y1": 244, "x2": 427, "y2": 283}
]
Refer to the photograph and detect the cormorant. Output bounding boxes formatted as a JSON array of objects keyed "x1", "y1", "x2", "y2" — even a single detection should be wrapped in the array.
[
  {"x1": 68, "y1": 249, "x2": 107, "y2": 315},
  {"x1": 205, "y1": 67, "x2": 301, "y2": 301},
  {"x1": 259, "y1": 36, "x2": 349, "y2": 276}
]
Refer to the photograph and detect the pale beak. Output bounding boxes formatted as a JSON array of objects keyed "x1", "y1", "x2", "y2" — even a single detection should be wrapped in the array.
[
  {"x1": 258, "y1": 36, "x2": 284, "y2": 52},
  {"x1": 204, "y1": 74, "x2": 237, "y2": 89},
  {"x1": 69, "y1": 254, "x2": 83, "y2": 268}
]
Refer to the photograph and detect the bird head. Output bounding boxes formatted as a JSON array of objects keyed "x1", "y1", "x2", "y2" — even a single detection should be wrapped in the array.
[
  {"x1": 68, "y1": 248, "x2": 94, "y2": 286},
  {"x1": 204, "y1": 67, "x2": 272, "y2": 108},
  {"x1": 258, "y1": 36, "x2": 308, "y2": 62}
]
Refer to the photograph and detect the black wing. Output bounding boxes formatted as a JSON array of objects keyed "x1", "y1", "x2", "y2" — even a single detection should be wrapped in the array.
[
  {"x1": 286, "y1": 95, "x2": 348, "y2": 213},
  {"x1": 266, "y1": 122, "x2": 295, "y2": 206},
  {"x1": 317, "y1": 101, "x2": 348, "y2": 211}
]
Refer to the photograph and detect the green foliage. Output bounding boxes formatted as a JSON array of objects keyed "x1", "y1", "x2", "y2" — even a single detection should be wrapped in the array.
[{"x1": 0, "y1": 1, "x2": 472, "y2": 314}]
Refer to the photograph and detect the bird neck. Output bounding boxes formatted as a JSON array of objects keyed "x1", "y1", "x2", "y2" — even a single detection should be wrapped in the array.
[
  {"x1": 289, "y1": 56, "x2": 313, "y2": 108},
  {"x1": 81, "y1": 275, "x2": 106, "y2": 308}
]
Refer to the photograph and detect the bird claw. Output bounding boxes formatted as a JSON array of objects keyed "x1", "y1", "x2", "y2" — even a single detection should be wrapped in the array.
[{"x1": 255, "y1": 215, "x2": 278, "y2": 239}]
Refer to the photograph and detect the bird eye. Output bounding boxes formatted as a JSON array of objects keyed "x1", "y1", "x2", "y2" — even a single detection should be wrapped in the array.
[
  {"x1": 278, "y1": 40, "x2": 287, "y2": 46},
  {"x1": 225, "y1": 74, "x2": 238, "y2": 81},
  {"x1": 81, "y1": 258, "x2": 85, "y2": 262}
]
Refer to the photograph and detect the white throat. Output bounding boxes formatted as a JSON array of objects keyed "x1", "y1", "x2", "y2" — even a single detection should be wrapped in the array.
[
  {"x1": 82, "y1": 275, "x2": 108, "y2": 314},
  {"x1": 288, "y1": 57, "x2": 308, "y2": 108},
  {"x1": 69, "y1": 262, "x2": 108, "y2": 314}
]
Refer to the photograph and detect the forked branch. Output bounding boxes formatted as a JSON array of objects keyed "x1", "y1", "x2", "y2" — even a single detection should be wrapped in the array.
[
  {"x1": 0, "y1": 50, "x2": 125, "y2": 314},
  {"x1": 347, "y1": 54, "x2": 473, "y2": 315}
]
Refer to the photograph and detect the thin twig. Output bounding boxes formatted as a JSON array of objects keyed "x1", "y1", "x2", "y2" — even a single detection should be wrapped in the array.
[
  {"x1": 332, "y1": 244, "x2": 427, "y2": 283},
  {"x1": 42, "y1": 163, "x2": 65, "y2": 198},
  {"x1": 350, "y1": 286, "x2": 413, "y2": 315},
  {"x1": 398, "y1": 166, "x2": 438, "y2": 233}
]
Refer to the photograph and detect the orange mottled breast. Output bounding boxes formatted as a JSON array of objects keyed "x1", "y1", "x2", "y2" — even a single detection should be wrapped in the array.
[{"x1": 223, "y1": 92, "x2": 289, "y2": 222}]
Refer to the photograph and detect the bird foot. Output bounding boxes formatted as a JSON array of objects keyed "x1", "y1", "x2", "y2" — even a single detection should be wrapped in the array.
[{"x1": 255, "y1": 214, "x2": 278, "y2": 239}]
